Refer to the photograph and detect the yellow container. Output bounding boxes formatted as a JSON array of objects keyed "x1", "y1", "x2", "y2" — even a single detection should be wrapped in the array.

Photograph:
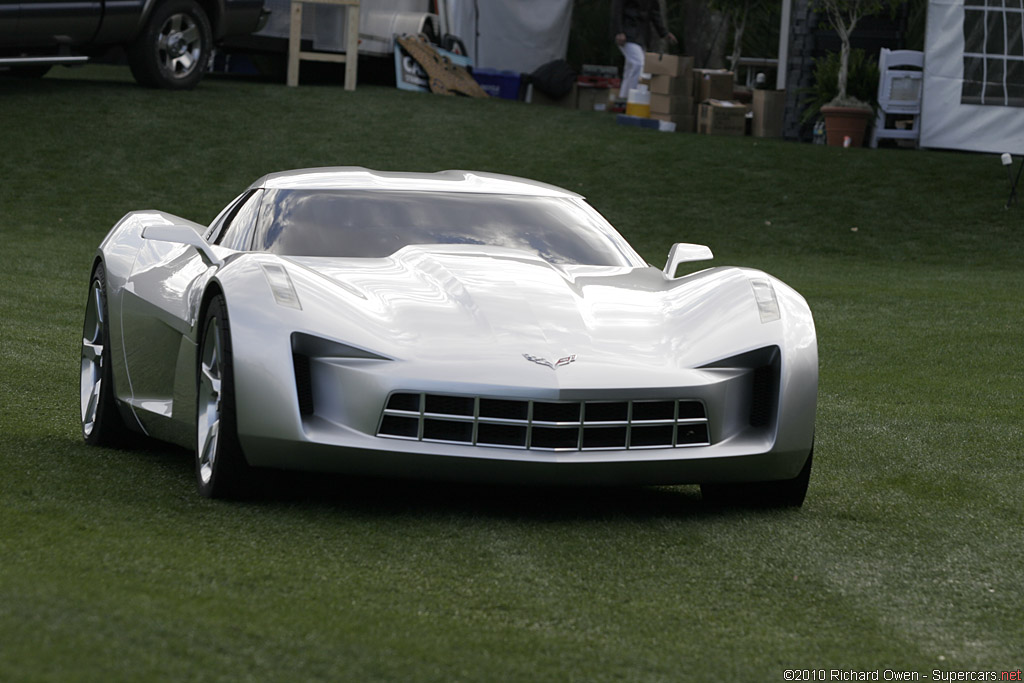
[{"x1": 625, "y1": 86, "x2": 651, "y2": 118}]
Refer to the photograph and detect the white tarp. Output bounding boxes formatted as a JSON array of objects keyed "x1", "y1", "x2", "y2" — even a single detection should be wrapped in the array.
[
  {"x1": 922, "y1": 0, "x2": 1024, "y2": 154},
  {"x1": 257, "y1": 0, "x2": 433, "y2": 56},
  {"x1": 447, "y1": 0, "x2": 572, "y2": 74},
  {"x1": 254, "y1": 0, "x2": 571, "y2": 72}
]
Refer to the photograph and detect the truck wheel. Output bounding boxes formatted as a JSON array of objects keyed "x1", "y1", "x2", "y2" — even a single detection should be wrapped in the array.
[{"x1": 128, "y1": 0, "x2": 212, "y2": 89}]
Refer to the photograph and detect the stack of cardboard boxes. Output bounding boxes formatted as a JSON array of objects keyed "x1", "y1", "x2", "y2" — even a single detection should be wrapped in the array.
[
  {"x1": 600, "y1": 54, "x2": 787, "y2": 137},
  {"x1": 641, "y1": 55, "x2": 746, "y2": 136},
  {"x1": 644, "y1": 53, "x2": 695, "y2": 132},
  {"x1": 693, "y1": 68, "x2": 745, "y2": 136}
]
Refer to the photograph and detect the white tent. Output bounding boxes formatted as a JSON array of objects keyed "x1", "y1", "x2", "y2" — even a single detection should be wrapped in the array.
[
  {"x1": 254, "y1": 0, "x2": 571, "y2": 75},
  {"x1": 446, "y1": 0, "x2": 573, "y2": 74},
  {"x1": 921, "y1": 0, "x2": 1024, "y2": 154}
]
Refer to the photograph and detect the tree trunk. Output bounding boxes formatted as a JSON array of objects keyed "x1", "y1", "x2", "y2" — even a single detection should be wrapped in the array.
[
  {"x1": 837, "y1": 33, "x2": 850, "y2": 101},
  {"x1": 683, "y1": 0, "x2": 728, "y2": 68},
  {"x1": 729, "y1": 2, "x2": 749, "y2": 79},
  {"x1": 824, "y1": 0, "x2": 858, "y2": 104},
  {"x1": 656, "y1": 0, "x2": 671, "y2": 52}
]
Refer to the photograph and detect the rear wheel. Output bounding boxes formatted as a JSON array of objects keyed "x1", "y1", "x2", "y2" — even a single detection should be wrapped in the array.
[
  {"x1": 80, "y1": 264, "x2": 129, "y2": 445},
  {"x1": 128, "y1": 0, "x2": 212, "y2": 89},
  {"x1": 196, "y1": 295, "x2": 251, "y2": 498},
  {"x1": 701, "y1": 446, "x2": 813, "y2": 508}
]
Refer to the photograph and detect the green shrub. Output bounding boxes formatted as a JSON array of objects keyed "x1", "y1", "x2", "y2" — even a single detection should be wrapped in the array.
[{"x1": 801, "y1": 48, "x2": 881, "y2": 123}]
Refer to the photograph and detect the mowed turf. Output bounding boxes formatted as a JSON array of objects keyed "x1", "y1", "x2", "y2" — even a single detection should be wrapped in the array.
[{"x1": 0, "y1": 65, "x2": 1021, "y2": 681}]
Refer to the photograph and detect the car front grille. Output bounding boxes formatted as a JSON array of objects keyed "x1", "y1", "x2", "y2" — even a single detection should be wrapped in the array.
[{"x1": 377, "y1": 393, "x2": 710, "y2": 451}]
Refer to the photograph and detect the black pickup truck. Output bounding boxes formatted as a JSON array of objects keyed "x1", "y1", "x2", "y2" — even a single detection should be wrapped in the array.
[{"x1": 0, "y1": 0, "x2": 267, "y2": 88}]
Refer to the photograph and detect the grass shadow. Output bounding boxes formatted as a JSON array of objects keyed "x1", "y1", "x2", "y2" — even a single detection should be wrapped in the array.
[
  {"x1": 83, "y1": 435, "x2": 798, "y2": 521},
  {"x1": 239, "y1": 467, "x2": 756, "y2": 522}
]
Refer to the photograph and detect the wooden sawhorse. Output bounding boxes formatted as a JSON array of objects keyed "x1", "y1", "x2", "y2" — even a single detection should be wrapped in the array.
[{"x1": 286, "y1": 0, "x2": 359, "y2": 91}]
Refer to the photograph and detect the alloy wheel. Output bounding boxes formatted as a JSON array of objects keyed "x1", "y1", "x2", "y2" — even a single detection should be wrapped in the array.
[
  {"x1": 80, "y1": 279, "x2": 105, "y2": 437},
  {"x1": 197, "y1": 315, "x2": 223, "y2": 486},
  {"x1": 157, "y1": 13, "x2": 203, "y2": 81}
]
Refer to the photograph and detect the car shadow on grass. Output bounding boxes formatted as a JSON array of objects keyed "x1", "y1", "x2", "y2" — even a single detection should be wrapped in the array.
[
  {"x1": 115, "y1": 439, "x2": 799, "y2": 521},
  {"x1": 258, "y1": 469, "x2": 711, "y2": 521}
]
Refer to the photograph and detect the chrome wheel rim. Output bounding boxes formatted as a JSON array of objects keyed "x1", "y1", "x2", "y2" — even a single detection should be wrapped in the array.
[
  {"x1": 157, "y1": 13, "x2": 203, "y2": 81},
  {"x1": 80, "y1": 279, "x2": 104, "y2": 437},
  {"x1": 197, "y1": 316, "x2": 222, "y2": 486}
]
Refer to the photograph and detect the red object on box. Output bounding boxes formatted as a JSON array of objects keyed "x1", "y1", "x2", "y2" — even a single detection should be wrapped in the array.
[{"x1": 577, "y1": 75, "x2": 621, "y2": 90}]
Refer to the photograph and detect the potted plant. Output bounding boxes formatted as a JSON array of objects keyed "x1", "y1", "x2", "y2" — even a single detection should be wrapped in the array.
[
  {"x1": 812, "y1": 0, "x2": 896, "y2": 146},
  {"x1": 801, "y1": 49, "x2": 881, "y2": 140}
]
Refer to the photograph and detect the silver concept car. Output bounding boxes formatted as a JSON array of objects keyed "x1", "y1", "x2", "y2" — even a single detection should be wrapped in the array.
[{"x1": 80, "y1": 168, "x2": 817, "y2": 504}]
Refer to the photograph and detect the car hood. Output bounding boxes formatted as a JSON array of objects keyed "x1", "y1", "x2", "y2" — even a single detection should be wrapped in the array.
[{"x1": 277, "y1": 245, "x2": 769, "y2": 372}]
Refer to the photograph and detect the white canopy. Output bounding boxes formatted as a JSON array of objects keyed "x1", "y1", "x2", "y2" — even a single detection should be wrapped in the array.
[
  {"x1": 921, "y1": 0, "x2": 1024, "y2": 154},
  {"x1": 447, "y1": 0, "x2": 573, "y2": 74}
]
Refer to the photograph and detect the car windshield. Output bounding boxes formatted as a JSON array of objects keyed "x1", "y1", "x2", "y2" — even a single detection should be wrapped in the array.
[{"x1": 252, "y1": 189, "x2": 644, "y2": 267}]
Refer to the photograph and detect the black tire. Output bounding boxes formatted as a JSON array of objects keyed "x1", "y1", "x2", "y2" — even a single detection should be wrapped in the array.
[
  {"x1": 701, "y1": 446, "x2": 813, "y2": 508},
  {"x1": 80, "y1": 264, "x2": 129, "y2": 446},
  {"x1": 128, "y1": 0, "x2": 212, "y2": 89},
  {"x1": 195, "y1": 295, "x2": 251, "y2": 498}
]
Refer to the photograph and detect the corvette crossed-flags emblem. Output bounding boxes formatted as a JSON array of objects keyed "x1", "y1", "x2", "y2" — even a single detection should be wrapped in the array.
[{"x1": 522, "y1": 353, "x2": 577, "y2": 370}]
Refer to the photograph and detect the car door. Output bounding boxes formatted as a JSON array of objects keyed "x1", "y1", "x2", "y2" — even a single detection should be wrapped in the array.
[
  {"x1": 0, "y1": 0, "x2": 20, "y2": 46},
  {"x1": 17, "y1": 0, "x2": 101, "y2": 46},
  {"x1": 120, "y1": 234, "x2": 215, "y2": 430},
  {"x1": 119, "y1": 191, "x2": 263, "y2": 436}
]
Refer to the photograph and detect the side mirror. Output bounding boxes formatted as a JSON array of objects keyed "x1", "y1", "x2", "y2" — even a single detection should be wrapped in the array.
[
  {"x1": 663, "y1": 242, "x2": 713, "y2": 278},
  {"x1": 142, "y1": 224, "x2": 223, "y2": 267}
]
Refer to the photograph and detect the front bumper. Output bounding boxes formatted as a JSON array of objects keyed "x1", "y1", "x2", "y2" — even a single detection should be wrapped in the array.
[{"x1": 237, "y1": 344, "x2": 816, "y2": 486}]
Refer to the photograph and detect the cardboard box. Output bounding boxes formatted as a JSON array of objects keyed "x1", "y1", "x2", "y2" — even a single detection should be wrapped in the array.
[
  {"x1": 697, "y1": 99, "x2": 746, "y2": 136},
  {"x1": 644, "y1": 53, "x2": 693, "y2": 79},
  {"x1": 694, "y1": 69, "x2": 734, "y2": 102},
  {"x1": 650, "y1": 73, "x2": 693, "y2": 97},
  {"x1": 577, "y1": 85, "x2": 615, "y2": 112},
  {"x1": 650, "y1": 93, "x2": 694, "y2": 115},
  {"x1": 752, "y1": 89, "x2": 786, "y2": 137},
  {"x1": 652, "y1": 112, "x2": 695, "y2": 133}
]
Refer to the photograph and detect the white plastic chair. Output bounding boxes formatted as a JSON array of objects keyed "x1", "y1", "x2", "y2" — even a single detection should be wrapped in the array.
[{"x1": 869, "y1": 49, "x2": 924, "y2": 148}]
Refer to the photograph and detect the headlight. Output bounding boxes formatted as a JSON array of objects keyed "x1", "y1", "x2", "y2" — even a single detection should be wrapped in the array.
[
  {"x1": 750, "y1": 278, "x2": 780, "y2": 323},
  {"x1": 260, "y1": 263, "x2": 302, "y2": 310}
]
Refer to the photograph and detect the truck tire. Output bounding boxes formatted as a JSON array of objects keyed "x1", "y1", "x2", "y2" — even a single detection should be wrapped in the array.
[{"x1": 128, "y1": 0, "x2": 212, "y2": 89}]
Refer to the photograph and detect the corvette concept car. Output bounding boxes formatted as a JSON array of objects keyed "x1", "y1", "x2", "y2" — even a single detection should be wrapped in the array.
[{"x1": 80, "y1": 168, "x2": 817, "y2": 504}]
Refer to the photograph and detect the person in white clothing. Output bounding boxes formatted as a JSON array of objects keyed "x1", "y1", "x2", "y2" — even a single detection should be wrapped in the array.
[{"x1": 611, "y1": 0, "x2": 678, "y2": 100}]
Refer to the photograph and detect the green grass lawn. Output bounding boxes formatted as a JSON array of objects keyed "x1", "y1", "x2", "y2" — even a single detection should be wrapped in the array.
[{"x1": 1, "y1": 65, "x2": 1021, "y2": 681}]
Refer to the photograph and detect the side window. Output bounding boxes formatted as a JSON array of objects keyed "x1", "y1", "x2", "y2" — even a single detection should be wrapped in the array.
[
  {"x1": 216, "y1": 189, "x2": 264, "y2": 251},
  {"x1": 252, "y1": 188, "x2": 282, "y2": 252},
  {"x1": 206, "y1": 191, "x2": 252, "y2": 243}
]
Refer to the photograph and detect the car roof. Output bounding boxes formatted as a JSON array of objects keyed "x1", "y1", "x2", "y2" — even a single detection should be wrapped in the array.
[{"x1": 248, "y1": 167, "x2": 583, "y2": 199}]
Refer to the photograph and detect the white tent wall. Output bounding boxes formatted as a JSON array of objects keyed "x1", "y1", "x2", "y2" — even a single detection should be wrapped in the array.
[
  {"x1": 255, "y1": 0, "x2": 436, "y2": 55},
  {"x1": 922, "y1": 0, "x2": 1024, "y2": 154},
  {"x1": 447, "y1": 0, "x2": 573, "y2": 73}
]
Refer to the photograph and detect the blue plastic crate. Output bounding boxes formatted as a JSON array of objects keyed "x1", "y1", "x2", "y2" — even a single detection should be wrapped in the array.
[{"x1": 473, "y1": 68, "x2": 521, "y2": 100}]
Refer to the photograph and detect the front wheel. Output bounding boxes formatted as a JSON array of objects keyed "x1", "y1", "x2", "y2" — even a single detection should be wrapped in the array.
[
  {"x1": 701, "y1": 446, "x2": 813, "y2": 508},
  {"x1": 195, "y1": 295, "x2": 251, "y2": 498},
  {"x1": 128, "y1": 0, "x2": 212, "y2": 89},
  {"x1": 81, "y1": 264, "x2": 129, "y2": 446}
]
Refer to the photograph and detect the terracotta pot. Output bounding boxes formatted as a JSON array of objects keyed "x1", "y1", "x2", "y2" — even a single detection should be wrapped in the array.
[{"x1": 820, "y1": 105, "x2": 873, "y2": 147}]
